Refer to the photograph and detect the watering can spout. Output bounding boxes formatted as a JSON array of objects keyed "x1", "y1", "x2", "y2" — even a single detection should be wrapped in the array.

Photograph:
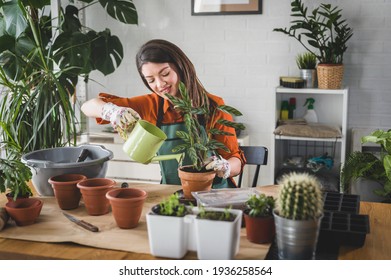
[{"x1": 149, "y1": 153, "x2": 184, "y2": 163}]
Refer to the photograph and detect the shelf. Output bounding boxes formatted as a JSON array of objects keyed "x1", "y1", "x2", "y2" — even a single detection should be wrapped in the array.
[
  {"x1": 274, "y1": 135, "x2": 343, "y2": 142},
  {"x1": 276, "y1": 86, "x2": 348, "y2": 95}
]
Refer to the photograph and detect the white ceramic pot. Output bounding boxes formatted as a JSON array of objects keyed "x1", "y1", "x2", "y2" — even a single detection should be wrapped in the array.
[{"x1": 194, "y1": 207, "x2": 242, "y2": 260}]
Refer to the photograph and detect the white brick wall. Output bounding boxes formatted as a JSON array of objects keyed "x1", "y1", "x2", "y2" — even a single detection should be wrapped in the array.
[{"x1": 85, "y1": 0, "x2": 391, "y2": 185}]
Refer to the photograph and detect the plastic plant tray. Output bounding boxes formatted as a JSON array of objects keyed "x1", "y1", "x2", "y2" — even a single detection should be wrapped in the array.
[
  {"x1": 319, "y1": 211, "x2": 370, "y2": 247},
  {"x1": 323, "y1": 192, "x2": 360, "y2": 214},
  {"x1": 192, "y1": 188, "x2": 260, "y2": 209}
]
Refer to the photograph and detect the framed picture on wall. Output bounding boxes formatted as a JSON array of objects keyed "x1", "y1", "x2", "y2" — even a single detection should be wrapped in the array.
[{"x1": 191, "y1": 0, "x2": 262, "y2": 16}]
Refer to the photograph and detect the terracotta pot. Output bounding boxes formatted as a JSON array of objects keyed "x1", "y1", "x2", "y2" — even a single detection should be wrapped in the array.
[
  {"x1": 5, "y1": 198, "x2": 43, "y2": 226},
  {"x1": 178, "y1": 166, "x2": 216, "y2": 199},
  {"x1": 77, "y1": 178, "x2": 116, "y2": 216},
  {"x1": 244, "y1": 210, "x2": 275, "y2": 244},
  {"x1": 48, "y1": 174, "x2": 87, "y2": 210},
  {"x1": 106, "y1": 188, "x2": 147, "y2": 229}
]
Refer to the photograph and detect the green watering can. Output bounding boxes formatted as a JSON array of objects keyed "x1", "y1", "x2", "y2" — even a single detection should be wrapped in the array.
[{"x1": 122, "y1": 120, "x2": 183, "y2": 164}]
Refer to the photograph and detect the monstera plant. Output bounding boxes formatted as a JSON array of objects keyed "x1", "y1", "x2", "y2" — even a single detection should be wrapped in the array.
[{"x1": 0, "y1": 0, "x2": 138, "y2": 198}]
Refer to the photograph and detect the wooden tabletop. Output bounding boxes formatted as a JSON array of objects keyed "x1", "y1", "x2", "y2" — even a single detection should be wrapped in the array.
[{"x1": 1, "y1": 184, "x2": 390, "y2": 260}]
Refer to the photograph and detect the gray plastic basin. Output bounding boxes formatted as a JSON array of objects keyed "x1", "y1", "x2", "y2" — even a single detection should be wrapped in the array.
[{"x1": 22, "y1": 144, "x2": 113, "y2": 196}]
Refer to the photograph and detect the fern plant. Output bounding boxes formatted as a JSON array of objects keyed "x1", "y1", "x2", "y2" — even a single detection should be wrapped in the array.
[
  {"x1": 341, "y1": 129, "x2": 391, "y2": 198},
  {"x1": 166, "y1": 82, "x2": 245, "y2": 171}
]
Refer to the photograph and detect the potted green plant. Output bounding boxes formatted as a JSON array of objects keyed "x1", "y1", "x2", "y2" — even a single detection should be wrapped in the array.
[
  {"x1": 0, "y1": 1, "x2": 138, "y2": 194},
  {"x1": 273, "y1": 0, "x2": 353, "y2": 89},
  {"x1": 0, "y1": 156, "x2": 32, "y2": 201},
  {"x1": 146, "y1": 193, "x2": 193, "y2": 259},
  {"x1": 194, "y1": 205, "x2": 242, "y2": 260},
  {"x1": 166, "y1": 82, "x2": 245, "y2": 198},
  {"x1": 296, "y1": 52, "x2": 317, "y2": 88},
  {"x1": 340, "y1": 129, "x2": 391, "y2": 202},
  {"x1": 243, "y1": 193, "x2": 276, "y2": 244},
  {"x1": 274, "y1": 172, "x2": 324, "y2": 260}
]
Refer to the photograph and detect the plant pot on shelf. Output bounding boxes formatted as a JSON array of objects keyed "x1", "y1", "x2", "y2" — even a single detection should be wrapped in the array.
[
  {"x1": 178, "y1": 166, "x2": 216, "y2": 199},
  {"x1": 77, "y1": 178, "x2": 116, "y2": 216},
  {"x1": 5, "y1": 198, "x2": 43, "y2": 226},
  {"x1": 106, "y1": 188, "x2": 147, "y2": 229},
  {"x1": 243, "y1": 210, "x2": 275, "y2": 244},
  {"x1": 48, "y1": 174, "x2": 87, "y2": 210},
  {"x1": 317, "y1": 64, "x2": 344, "y2": 89},
  {"x1": 299, "y1": 69, "x2": 317, "y2": 88},
  {"x1": 194, "y1": 207, "x2": 242, "y2": 260}
]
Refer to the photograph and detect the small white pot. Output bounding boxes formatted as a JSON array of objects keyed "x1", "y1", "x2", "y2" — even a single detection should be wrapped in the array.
[
  {"x1": 146, "y1": 211, "x2": 190, "y2": 259},
  {"x1": 194, "y1": 207, "x2": 242, "y2": 260}
]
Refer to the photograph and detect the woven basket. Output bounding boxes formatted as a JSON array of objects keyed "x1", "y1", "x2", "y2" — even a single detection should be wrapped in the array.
[{"x1": 317, "y1": 64, "x2": 344, "y2": 89}]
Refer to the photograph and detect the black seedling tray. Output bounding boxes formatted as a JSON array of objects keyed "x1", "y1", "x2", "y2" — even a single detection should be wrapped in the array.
[
  {"x1": 319, "y1": 211, "x2": 370, "y2": 248},
  {"x1": 323, "y1": 192, "x2": 360, "y2": 214}
]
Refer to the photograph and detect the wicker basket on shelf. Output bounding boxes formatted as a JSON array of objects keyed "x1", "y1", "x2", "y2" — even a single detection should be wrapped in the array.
[{"x1": 317, "y1": 64, "x2": 344, "y2": 89}]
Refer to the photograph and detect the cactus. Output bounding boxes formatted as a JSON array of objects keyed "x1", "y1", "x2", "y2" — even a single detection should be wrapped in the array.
[{"x1": 276, "y1": 172, "x2": 323, "y2": 220}]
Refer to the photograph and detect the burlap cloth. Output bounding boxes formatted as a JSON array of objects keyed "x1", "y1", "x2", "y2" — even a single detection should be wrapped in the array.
[{"x1": 0, "y1": 183, "x2": 276, "y2": 259}]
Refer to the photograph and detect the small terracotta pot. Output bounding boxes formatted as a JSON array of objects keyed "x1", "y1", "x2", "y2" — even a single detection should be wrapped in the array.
[
  {"x1": 5, "y1": 198, "x2": 43, "y2": 226},
  {"x1": 244, "y1": 211, "x2": 275, "y2": 244},
  {"x1": 106, "y1": 188, "x2": 147, "y2": 229},
  {"x1": 48, "y1": 174, "x2": 87, "y2": 210},
  {"x1": 178, "y1": 166, "x2": 216, "y2": 199},
  {"x1": 77, "y1": 178, "x2": 116, "y2": 216}
]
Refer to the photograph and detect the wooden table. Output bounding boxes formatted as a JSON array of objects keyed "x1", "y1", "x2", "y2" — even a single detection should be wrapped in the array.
[{"x1": 1, "y1": 184, "x2": 390, "y2": 260}]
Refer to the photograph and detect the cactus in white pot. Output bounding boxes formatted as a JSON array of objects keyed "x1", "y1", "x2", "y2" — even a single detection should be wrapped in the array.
[{"x1": 274, "y1": 172, "x2": 324, "y2": 260}]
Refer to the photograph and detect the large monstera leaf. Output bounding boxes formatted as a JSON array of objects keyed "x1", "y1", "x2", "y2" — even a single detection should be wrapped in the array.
[
  {"x1": 98, "y1": 0, "x2": 138, "y2": 24},
  {"x1": 89, "y1": 29, "x2": 123, "y2": 75}
]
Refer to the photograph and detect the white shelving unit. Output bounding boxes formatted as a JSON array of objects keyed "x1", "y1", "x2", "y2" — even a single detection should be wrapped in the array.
[{"x1": 271, "y1": 87, "x2": 349, "y2": 188}]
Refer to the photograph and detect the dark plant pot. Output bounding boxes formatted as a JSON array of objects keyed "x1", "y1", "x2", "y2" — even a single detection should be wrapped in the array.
[
  {"x1": 6, "y1": 192, "x2": 31, "y2": 203},
  {"x1": 5, "y1": 198, "x2": 43, "y2": 226},
  {"x1": 244, "y1": 210, "x2": 275, "y2": 244},
  {"x1": 77, "y1": 178, "x2": 116, "y2": 216},
  {"x1": 106, "y1": 188, "x2": 147, "y2": 229},
  {"x1": 48, "y1": 174, "x2": 87, "y2": 210}
]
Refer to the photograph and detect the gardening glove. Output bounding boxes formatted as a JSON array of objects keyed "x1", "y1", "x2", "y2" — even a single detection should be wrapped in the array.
[
  {"x1": 205, "y1": 156, "x2": 231, "y2": 179},
  {"x1": 101, "y1": 102, "x2": 141, "y2": 140}
]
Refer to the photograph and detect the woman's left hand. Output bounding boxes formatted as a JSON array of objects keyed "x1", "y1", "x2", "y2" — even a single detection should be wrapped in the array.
[{"x1": 205, "y1": 156, "x2": 231, "y2": 179}]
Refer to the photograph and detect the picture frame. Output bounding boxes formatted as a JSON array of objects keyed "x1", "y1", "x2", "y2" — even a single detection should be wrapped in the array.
[{"x1": 191, "y1": 0, "x2": 262, "y2": 16}]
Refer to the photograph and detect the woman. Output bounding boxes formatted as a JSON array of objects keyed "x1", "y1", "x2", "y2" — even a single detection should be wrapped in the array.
[{"x1": 81, "y1": 39, "x2": 245, "y2": 188}]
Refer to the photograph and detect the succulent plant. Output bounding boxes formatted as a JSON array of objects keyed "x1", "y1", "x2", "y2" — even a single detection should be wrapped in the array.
[{"x1": 276, "y1": 172, "x2": 323, "y2": 220}]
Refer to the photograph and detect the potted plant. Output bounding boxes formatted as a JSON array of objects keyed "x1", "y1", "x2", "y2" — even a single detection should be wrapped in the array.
[
  {"x1": 0, "y1": 1, "x2": 138, "y2": 194},
  {"x1": 340, "y1": 129, "x2": 391, "y2": 203},
  {"x1": 194, "y1": 205, "x2": 242, "y2": 260},
  {"x1": 296, "y1": 52, "x2": 317, "y2": 88},
  {"x1": 273, "y1": 0, "x2": 353, "y2": 89},
  {"x1": 273, "y1": 172, "x2": 324, "y2": 260},
  {"x1": 166, "y1": 82, "x2": 245, "y2": 198},
  {"x1": 0, "y1": 156, "x2": 32, "y2": 201},
  {"x1": 243, "y1": 193, "x2": 276, "y2": 244},
  {"x1": 146, "y1": 193, "x2": 192, "y2": 259}
]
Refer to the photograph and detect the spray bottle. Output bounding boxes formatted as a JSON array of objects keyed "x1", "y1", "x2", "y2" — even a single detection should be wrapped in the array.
[{"x1": 303, "y1": 98, "x2": 318, "y2": 123}]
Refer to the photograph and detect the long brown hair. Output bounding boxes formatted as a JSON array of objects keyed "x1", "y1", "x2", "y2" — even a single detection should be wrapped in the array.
[{"x1": 135, "y1": 39, "x2": 210, "y2": 108}]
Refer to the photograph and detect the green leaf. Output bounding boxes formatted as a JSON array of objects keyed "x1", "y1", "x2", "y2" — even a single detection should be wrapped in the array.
[
  {"x1": 99, "y1": 0, "x2": 138, "y2": 24},
  {"x1": 217, "y1": 105, "x2": 243, "y2": 116},
  {"x1": 2, "y1": 1, "x2": 27, "y2": 38}
]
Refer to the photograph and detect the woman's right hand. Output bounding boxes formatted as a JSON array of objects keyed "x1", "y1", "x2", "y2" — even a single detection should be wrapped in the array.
[{"x1": 101, "y1": 103, "x2": 141, "y2": 139}]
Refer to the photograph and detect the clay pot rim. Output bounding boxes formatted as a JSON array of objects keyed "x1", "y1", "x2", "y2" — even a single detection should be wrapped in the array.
[
  {"x1": 49, "y1": 174, "x2": 87, "y2": 185},
  {"x1": 5, "y1": 198, "x2": 43, "y2": 211},
  {"x1": 76, "y1": 178, "x2": 116, "y2": 190},
  {"x1": 178, "y1": 165, "x2": 216, "y2": 176},
  {"x1": 106, "y1": 188, "x2": 147, "y2": 201}
]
